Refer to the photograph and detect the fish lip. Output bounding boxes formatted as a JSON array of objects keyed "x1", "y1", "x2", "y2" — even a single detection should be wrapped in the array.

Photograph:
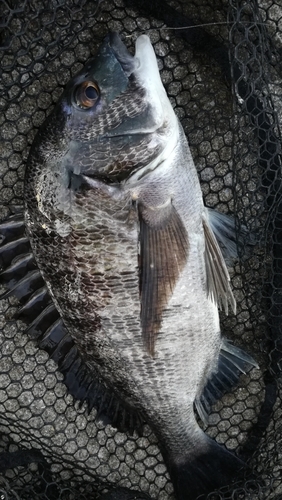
[{"x1": 106, "y1": 32, "x2": 136, "y2": 76}]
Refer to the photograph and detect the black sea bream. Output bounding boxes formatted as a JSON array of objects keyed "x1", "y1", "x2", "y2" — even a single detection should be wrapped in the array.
[{"x1": 0, "y1": 33, "x2": 257, "y2": 499}]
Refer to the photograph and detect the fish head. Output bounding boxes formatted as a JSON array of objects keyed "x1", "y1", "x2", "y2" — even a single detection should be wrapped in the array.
[
  {"x1": 63, "y1": 32, "x2": 137, "y2": 123},
  {"x1": 52, "y1": 33, "x2": 178, "y2": 182}
]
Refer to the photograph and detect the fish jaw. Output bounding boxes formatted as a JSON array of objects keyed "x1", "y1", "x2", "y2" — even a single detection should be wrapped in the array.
[{"x1": 133, "y1": 35, "x2": 178, "y2": 135}]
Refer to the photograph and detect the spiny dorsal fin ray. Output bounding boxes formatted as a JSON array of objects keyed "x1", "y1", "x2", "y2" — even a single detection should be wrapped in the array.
[
  {"x1": 0, "y1": 213, "x2": 25, "y2": 242},
  {"x1": 0, "y1": 237, "x2": 29, "y2": 266},
  {"x1": 16, "y1": 286, "x2": 50, "y2": 319},
  {"x1": 139, "y1": 202, "x2": 189, "y2": 356},
  {"x1": 0, "y1": 253, "x2": 35, "y2": 288},
  {"x1": 0, "y1": 270, "x2": 43, "y2": 301},
  {"x1": 203, "y1": 216, "x2": 236, "y2": 314}
]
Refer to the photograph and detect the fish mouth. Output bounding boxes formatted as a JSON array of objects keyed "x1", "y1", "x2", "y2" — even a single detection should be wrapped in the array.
[
  {"x1": 106, "y1": 32, "x2": 163, "y2": 91},
  {"x1": 106, "y1": 32, "x2": 136, "y2": 76},
  {"x1": 103, "y1": 32, "x2": 168, "y2": 135}
]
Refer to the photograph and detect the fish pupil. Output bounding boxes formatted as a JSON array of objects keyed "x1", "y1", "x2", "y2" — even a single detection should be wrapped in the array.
[{"x1": 85, "y1": 85, "x2": 98, "y2": 100}]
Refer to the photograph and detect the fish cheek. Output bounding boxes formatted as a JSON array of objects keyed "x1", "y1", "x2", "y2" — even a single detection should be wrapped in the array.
[{"x1": 65, "y1": 134, "x2": 163, "y2": 183}]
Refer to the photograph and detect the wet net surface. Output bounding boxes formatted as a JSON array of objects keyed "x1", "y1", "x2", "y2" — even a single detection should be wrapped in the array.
[{"x1": 0, "y1": 0, "x2": 282, "y2": 498}]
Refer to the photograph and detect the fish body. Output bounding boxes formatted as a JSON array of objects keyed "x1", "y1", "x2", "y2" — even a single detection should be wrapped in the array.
[{"x1": 1, "y1": 34, "x2": 256, "y2": 499}]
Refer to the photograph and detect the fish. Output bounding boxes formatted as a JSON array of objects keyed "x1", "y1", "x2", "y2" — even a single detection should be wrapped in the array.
[{"x1": 0, "y1": 33, "x2": 258, "y2": 499}]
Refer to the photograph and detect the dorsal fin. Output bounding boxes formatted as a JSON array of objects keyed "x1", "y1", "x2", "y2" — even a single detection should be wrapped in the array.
[{"x1": 0, "y1": 212, "x2": 145, "y2": 434}]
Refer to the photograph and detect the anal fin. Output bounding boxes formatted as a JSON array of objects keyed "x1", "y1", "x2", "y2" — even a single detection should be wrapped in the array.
[
  {"x1": 203, "y1": 216, "x2": 236, "y2": 314},
  {"x1": 207, "y1": 207, "x2": 256, "y2": 264},
  {"x1": 195, "y1": 338, "x2": 258, "y2": 425}
]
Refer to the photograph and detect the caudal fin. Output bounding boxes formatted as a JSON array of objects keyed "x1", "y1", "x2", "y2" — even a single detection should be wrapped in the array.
[{"x1": 168, "y1": 433, "x2": 246, "y2": 500}]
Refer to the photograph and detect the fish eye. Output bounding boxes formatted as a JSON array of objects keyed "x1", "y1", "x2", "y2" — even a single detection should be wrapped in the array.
[{"x1": 74, "y1": 81, "x2": 100, "y2": 109}]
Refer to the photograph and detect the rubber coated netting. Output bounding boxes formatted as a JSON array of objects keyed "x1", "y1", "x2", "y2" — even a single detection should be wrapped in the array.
[{"x1": 0, "y1": 0, "x2": 282, "y2": 498}]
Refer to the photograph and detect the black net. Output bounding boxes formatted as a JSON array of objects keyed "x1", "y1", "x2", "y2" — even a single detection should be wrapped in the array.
[{"x1": 0, "y1": 0, "x2": 282, "y2": 498}]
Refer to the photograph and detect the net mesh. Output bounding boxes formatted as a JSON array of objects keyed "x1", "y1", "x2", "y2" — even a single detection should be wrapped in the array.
[{"x1": 0, "y1": 0, "x2": 282, "y2": 498}]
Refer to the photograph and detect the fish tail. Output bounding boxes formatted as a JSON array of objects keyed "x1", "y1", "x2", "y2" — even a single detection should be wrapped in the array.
[{"x1": 168, "y1": 432, "x2": 245, "y2": 500}]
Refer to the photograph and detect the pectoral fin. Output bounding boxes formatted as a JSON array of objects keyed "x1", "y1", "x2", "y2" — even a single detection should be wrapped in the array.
[
  {"x1": 203, "y1": 216, "x2": 236, "y2": 314},
  {"x1": 139, "y1": 202, "x2": 189, "y2": 356}
]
